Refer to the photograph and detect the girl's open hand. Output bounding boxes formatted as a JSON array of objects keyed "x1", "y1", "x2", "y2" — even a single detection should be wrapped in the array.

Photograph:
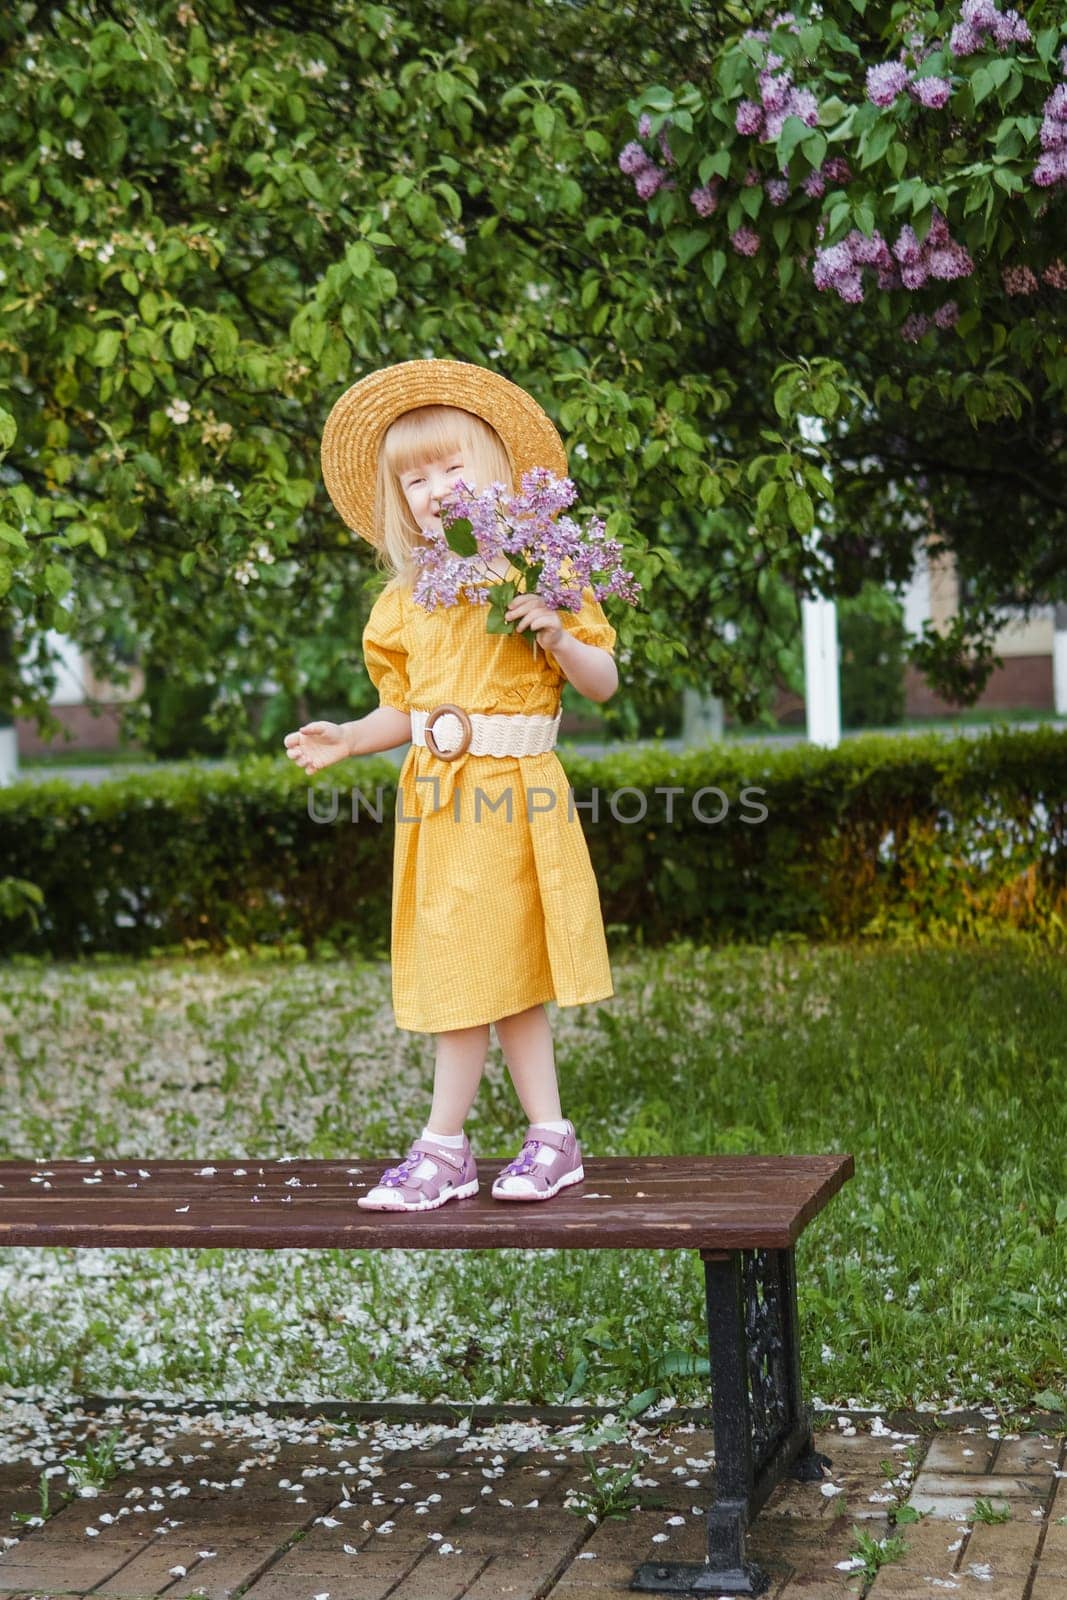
[
  {"x1": 505, "y1": 592, "x2": 564, "y2": 654},
  {"x1": 283, "y1": 721, "x2": 349, "y2": 776}
]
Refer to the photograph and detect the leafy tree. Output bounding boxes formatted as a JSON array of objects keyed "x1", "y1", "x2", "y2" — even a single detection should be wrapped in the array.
[{"x1": 1, "y1": 0, "x2": 1062, "y2": 756}]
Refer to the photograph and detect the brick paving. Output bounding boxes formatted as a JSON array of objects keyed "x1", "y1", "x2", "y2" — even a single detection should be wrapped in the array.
[{"x1": 0, "y1": 1411, "x2": 1062, "y2": 1599}]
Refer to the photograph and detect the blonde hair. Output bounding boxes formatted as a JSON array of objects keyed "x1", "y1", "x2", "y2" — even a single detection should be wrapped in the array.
[{"x1": 371, "y1": 404, "x2": 515, "y2": 590}]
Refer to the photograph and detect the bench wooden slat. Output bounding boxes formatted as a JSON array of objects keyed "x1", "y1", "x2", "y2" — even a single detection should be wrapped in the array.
[{"x1": 0, "y1": 1154, "x2": 853, "y2": 1251}]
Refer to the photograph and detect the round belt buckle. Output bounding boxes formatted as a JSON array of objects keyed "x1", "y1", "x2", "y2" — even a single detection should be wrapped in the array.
[{"x1": 424, "y1": 703, "x2": 473, "y2": 761}]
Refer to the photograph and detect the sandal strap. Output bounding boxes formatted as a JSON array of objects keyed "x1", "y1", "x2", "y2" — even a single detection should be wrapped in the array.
[
  {"x1": 525, "y1": 1124, "x2": 569, "y2": 1154},
  {"x1": 408, "y1": 1137, "x2": 466, "y2": 1176}
]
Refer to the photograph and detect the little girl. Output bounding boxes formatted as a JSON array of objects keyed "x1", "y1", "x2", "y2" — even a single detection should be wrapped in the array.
[{"x1": 284, "y1": 359, "x2": 619, "y2": 1212}]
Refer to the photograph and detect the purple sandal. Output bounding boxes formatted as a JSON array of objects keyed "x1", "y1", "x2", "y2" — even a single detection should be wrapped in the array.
[
  {"x1": 356, "y1": 1134, "x2": 479, "y2": 1211},
  {"x1": 491, "y1": 1121, "x2": 585, "y2": 1202}
]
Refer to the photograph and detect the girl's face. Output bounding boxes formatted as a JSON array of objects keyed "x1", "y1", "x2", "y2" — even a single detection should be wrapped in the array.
[{"x1": 399, "y1": 451, "x2": 469, "y2": 535}]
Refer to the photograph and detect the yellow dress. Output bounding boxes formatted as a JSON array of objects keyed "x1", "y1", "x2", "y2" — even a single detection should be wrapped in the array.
[{"x1": 360, "y1": 563, "x2": 617, "y2": 1033}]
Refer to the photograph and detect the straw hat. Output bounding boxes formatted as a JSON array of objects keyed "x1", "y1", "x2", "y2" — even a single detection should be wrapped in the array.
[{"x1": 319, "y1": 358, "x2": 569, "y2": 546}]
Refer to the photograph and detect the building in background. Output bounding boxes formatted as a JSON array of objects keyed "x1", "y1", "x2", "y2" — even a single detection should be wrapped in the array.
[
  {"x1": 15, "y1": 628, "x2": 142, "y2": 758},
  {"x1": 900, "y1": 534, "x2": 1060, "y2": 716}
]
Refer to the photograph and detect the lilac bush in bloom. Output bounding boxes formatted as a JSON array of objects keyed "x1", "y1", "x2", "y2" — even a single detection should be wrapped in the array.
[{"x1": 620, "y1": 3, "x2": 1055, "y2": 353}]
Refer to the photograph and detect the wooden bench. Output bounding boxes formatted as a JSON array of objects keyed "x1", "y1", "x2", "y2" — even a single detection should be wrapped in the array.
[{"x1": 0, "y1": 1151, "x2": 853, "y2": 1597}]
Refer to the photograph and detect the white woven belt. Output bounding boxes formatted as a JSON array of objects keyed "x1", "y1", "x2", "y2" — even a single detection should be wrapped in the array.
[{"x1": 409, "y1": 703, "x2": 562, "y2": 760}]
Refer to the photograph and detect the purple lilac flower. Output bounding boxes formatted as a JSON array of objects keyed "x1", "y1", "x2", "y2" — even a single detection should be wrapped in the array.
[
  {"x1": 823, "y1": 156, "x2": 853, "y2": 185},
  {"x1": 744, "y1": 165, "x2": 761, "y2": 186},
  {"x1": 846, "y1": 229, "x2": 893, "y2": 269},
  {"x1": 637, "y1": 113, "x2": 652, "y2": 139},
  {"x1": 927, "y1": 212, "x2": 950, "y2": 248},
  {"x1": 803, "y1": 169, "x2": 826, "y2": 198},
  {"x1": 812, "y1": 242, "x2": 853, "y2": 290},
  {"x1": 951, "y1": 0, "x2": 1030, "y2": 55},
  {"x1": 690, "y1": 182, "x2": 720, "y2": 217},
  {"x1": 618, "y1": 141, "x2": 649, "y2": 177},
  {"x1": 758, "y1": 70, "x2": 792, "y2": 114},
  {"x1": 1042, "y1": 259, "x2": 1067, "y2": 290},
  {"x1": 811, "y1": 212, "x2": 968, "y2": 304},
  {"x1": 949, "y1": 23, "x2": 982, "y2": 55},
  {"x1": 867, "y1": 61, "x2": 910, "y2": 106},
  {"x1": 933, "y1": 300, "x2": 959, "y2": 329},
  {"x1": 812, "y1": 240, "x2": 865, "y2": 300},
  {"x1": 790, "y1": 88, "x2": 820, "y2": 125},
  {"x1": 900, "y1": 312, "x2": 932, "y2": 341},
  {"x1": 990, "y1": 7, "x2": 1030, "y2": 46},
  {"x1": 634, "y1": 165, "x2": 668, "y2": 200},
  {"x1": 927, "y1": 241, "x2": 974, "y2": 281},
  {"x1": 909, "y1": 76, "x2": 952, "y2": 109},
  {"x1": 765, "y1": 175, "x2": 790, "y2": 205},
  {"x1": 658, "y1": 128, "x2": 676, "y2": 167},
  {"x1": 730, "y1": 225, "x2": 761, "y2": 256},
  {"x1": 736, "y1": 99, "x2": 764, "y2": 136},
  {"x1": 892, "y1": 224, "x2": 923, "y2": 268},
  {"x1": 1002, "y1": 265, "x2": 1039, "y2": 294},
  {"x1": 1033, "y1": 83, "x2": 1067, "y2": 187},
  {"x1": 1034, "y1": 148, "x2": 1067, "y2": 187}
]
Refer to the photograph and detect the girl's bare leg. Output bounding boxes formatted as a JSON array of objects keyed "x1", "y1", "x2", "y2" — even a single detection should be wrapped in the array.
[
  {"x1": 493, "y1": 1003, "x2": 564, "y2": 1124},
  {"x1": 425, "y1": 1022, "x2": 490, "y2": 1137}
]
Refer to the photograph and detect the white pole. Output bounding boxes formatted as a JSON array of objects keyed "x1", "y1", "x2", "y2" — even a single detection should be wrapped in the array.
[
  {"x1": 1054, "y1": 602, "x2": 1067, "y2": 717},
  {"x1": 0, "y1": 721, "x2": 17, "y2": 787},
  {"x1": 797, "y1": 416, "x2": 840, "y2": 749},
  {"x1": 802, "y1": 592, "x2": 840, "y2": 748}
]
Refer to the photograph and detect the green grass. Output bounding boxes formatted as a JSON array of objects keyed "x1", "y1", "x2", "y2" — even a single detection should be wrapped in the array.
[{"x1": 0, "y1": 936, "x2": 1063, "y2": 1414}]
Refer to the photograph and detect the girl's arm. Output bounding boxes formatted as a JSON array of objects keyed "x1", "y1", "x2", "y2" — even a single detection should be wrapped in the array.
[
  {"x1": 543, "y1": 633, "x2": 619, "y2": 704},
  {"x1": 342, "y1": 705, "x2": 412, "y2": 756}
]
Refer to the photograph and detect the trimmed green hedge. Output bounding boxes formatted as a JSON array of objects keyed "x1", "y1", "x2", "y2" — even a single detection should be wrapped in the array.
[{"x1": 1, "y1": 727, "x2": 1064, "y2": 958}]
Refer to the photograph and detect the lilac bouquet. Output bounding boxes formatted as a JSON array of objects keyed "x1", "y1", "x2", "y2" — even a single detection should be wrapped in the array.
[{"x1": 409, "y1": 466, "x2": 641, "y2": 655}]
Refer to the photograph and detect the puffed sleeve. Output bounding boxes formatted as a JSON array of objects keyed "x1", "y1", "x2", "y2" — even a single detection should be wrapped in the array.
[
  {"x1": 361, "y1": 581, "x2": 411, "y2": 713},
  {"x1": 542, "y1": 584, "x2": 617, "y2": 676}
]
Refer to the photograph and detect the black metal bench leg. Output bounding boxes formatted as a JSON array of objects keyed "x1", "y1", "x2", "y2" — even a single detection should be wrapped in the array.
[{"x1": 631, "y1": 1247, "x2": 831, "y2": 1596}]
